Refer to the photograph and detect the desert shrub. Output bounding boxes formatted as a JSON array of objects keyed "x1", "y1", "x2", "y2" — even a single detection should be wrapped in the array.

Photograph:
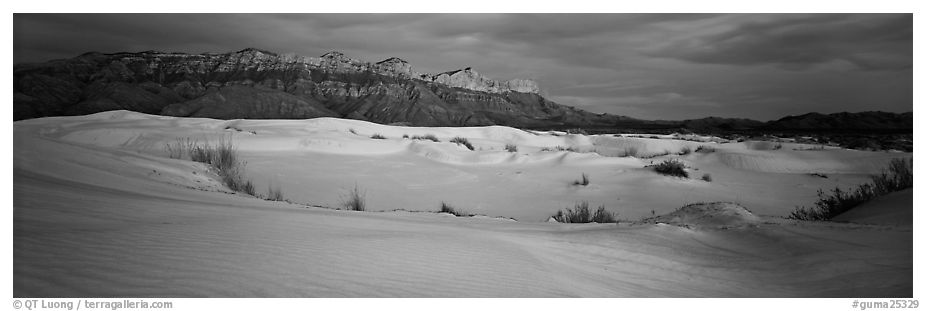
[
  {"x1": 788, "y1": 186, "x2": 874, "y2": 221},
  {"x1": 371, "y1": 134, "x2": 387, "y2": 139},
  {"x1": 653, "y1": 159, "x2": 688, "y2": 178},
  {"x1": 640, "y1": 150, "x2": 672, "y2": 159},
  {"x1": 411, "y1": 134, "x2": 440, "y2": 142},
  {"x1": 540, "y1": 146, "x2": 569, "y2": 152},
  {"x1": 701, "y1": 173, "x2": 712, "y2": 182},
  {"x1": 450, "y1": 137, "x2": 474, "y2": 150},
  {"x1": 187, "y1": 136, "x2": 255, "y2": 196},
  {"x1": 573, "y1": 173, "x2": 590, "y2": 186},
  {"x1": 402, "y1": 134, "x2": 410, "y2": 139},
  {"x1": 773, "y1": 143, "x2": 783, "y2": 150},
  {"x1": 789, "y1": 158, "x2": 912, "y2": 221},
  {"x1": 553, "y1": 201, "x2": 617, "y2": 223},
  {"x1": 342, "y1": 184, "x2": 367, "y2": 211},
  {"x1": 439, "y1": 202, "x2": 472, "y2": 217},
  {"x1": 678, "y1": 146, "x2": 692, "y2": 155},
  {"x1": 871, "y1": 158, "x2": 913, "y2": 193},
  {"x1": 165, "y1": 137, "x2": 197, "y2": 159},
  {"x1": 267, "y1": 183, "x2": 284, "y2": 201},
  {"x1": 695, "y1": 145, "x2": 716, "y2": 153},
  {"x1": 591, "y1": 206, "x2": 617, "y2": 223},
  {"x1": 505, "y1": 144, "x2": 518, "y2": 153},
  {"x1": 349, "y1": 128, "x2": 358, "y2": 135}
]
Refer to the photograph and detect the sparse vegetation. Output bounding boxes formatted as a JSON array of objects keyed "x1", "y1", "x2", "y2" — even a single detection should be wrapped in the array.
[
  {"x1": 450, "y1": 136, "x2": 474, "y2": 150},
  {"x1": 573, "y1": 173, "x2": 590, "y2": 186},
  {"x1": 653, "y1": 158, "x2": 688, "y2": 178},
  {"x1": 701, "y1": 173, "x2": 712, "y2": 182},
  {"x1": 439, "y1": 202, "x2": 473, "y2": 217},
  {"x1": 267, "y1": 183, "x2": 284, "y2": 201},
  {"x1": 371, "y1": 133, "x2": 387, "y2": 139},
  {"x1": 349, "y1": 128, "x2": 358, "y2": 135},
  {"x1": 695, "y1": 145, "x2": 716, "y2": 153},
  {"x1": 552, "y1": 201, "x2": 617, "y2": 223},
  {"x1": 411, "y1": 134, "x2": 440, "y2": 142},
  {"x1": 789, "y1": 158, "x2": 912, "y2": 221},
  {"x1": 678, "y1": 146, "x2": 692, "y2": 155},
  {"x1": 540, "y1": 146, "x2": 569, "y2": 152},
  {"x1": 165, "y1": 137, "x2": 196, "y2": 159},
  {"x1": 225, "y1": 126, "x2": 257, "y2": 135},
  {"x1": 402, "y1": 134, "x2": 410, "y2": 139},
  {"x1": 505, "y1": 144, "x2": 518, "y2": 153},
  {"x1": 342, "y1": 184, "x2": 367, "y2": 211},
  {"x1": 640, "y1": 150, "x2": 672, "y2": 159},
  {"x1": 181, "y1": 136, "x2": 256, "y2": 196}
]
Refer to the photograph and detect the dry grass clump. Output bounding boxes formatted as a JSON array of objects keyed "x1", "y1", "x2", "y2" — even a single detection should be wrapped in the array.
[
  {"x1": 695, "y1": 145, "x2": 716, "y2": 153},
  {"x1": 450, "y1": 137, "x2": 474, "y2": 150},
  {"x1": 552, "y1": 201, "x2": 617, "y2": 223},
  {"x1": 653, "y1": 158, "x2": 688, "y2": 178},
  {"x1": 439, "y1": 202, "x2": 473, "y2": 217},
  {"x1": 572, "y1": 173, "x2": 590, "y2": 186},
  {"x1": 266, "y1": 183, "x2": 284, "y2": 201},
  {"x1": 411, "y1": 134, "x2": 440, "y2": 142},
  {"x1": 789, "y1": 158, "x2": 912, "y2": 221},
  {"x1": 168, "y1": 136, "x2": 255, "y2": 195},
  {"x1": 342, "y1": 183, "x2": 367, "y2": 211},
  {"x1": 505, "y1": 144, "x2": 518, "y2": 153}
]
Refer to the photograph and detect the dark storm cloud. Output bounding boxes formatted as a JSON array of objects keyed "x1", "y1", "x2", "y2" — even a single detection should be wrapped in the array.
[
  {"x1": 13, "y1": 13, "x2": 912, "y2": 121},
  {"x1": 649, "y1": 14, "x2": 912, "y2": 71}
]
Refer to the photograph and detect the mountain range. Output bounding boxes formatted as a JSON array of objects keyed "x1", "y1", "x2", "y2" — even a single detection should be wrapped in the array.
[{"x1": 13, "y1": 48, "x2": 912, "y2": 133}]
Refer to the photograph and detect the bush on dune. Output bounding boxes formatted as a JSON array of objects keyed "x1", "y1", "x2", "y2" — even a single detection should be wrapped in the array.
[
  {"x1": 267, "y1": 183, "x2": 284, "y2": 201},
  {"x1": 439, "y1": 202, "x2": 473, "y2": 217},
  {"x1": 573, "y1": 173, "x2": 590, "y2": 186},
  {"x1": 695, "y1": 145, "x2": 716, "y2": 153},
  {"x1": 342, "y1": 183, "x2": 367, "y2": 211},
  {"x1": 165, "y1": 137, "x2": 196, "y2": 159},
  {"x1": 653, "y1": 159, "x2": 688, "y2": 178},
  {"x1": 789, "y1": 158, "x2": 912, "y2": 221},
  {"x1": 450, "y1": 136, "x2": 475, "y2": 150},
  {"x1": 505, "y1": 144, "x2": 518, "y2": 153},
  {"x1": 411, "y1": 134, "x2": 440, "y2": 142},
  {"x1": 371, "y1": 134, "x2": 387, "y2": 139},
  {"x1": 678, "y1": 146, "x2": 692, "y2": 155},
  {"x1": 552, "y1": 201, "x2": 617, "y2": 223},
  {"x1": 178, "y1": 136, "x2": 255, "y2": 196}
]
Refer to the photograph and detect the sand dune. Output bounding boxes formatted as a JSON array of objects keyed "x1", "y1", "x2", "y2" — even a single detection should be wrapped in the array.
[{"x1": 13, "y1": 111, "x2": 912, "y2": 297}]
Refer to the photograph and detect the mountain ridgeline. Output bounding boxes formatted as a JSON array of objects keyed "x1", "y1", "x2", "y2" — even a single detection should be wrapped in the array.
[
  {"x1": 13, "y1": 48, "x2": 632, "y2": 127},
  {"x1": 14, "y1": 48, "x2": 912, "y2": 133}
]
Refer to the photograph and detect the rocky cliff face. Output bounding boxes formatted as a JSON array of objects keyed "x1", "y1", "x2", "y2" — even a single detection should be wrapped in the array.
[
  {"x1": 427, "y1": 67, "x2": 540, "y2": 94},
  {"x1": 14, "y1": 48, "x2": 622, "y2": 127}
]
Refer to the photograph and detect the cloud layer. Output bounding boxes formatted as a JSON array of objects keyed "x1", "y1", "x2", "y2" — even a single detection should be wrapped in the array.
[{"x1": 14, "y1": 13, "x2": 912, "y2": 121}]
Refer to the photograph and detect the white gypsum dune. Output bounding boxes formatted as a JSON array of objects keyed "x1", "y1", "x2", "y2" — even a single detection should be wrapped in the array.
[{"x1": 13, "y1": 111, "x2": 912, "y2": 297}]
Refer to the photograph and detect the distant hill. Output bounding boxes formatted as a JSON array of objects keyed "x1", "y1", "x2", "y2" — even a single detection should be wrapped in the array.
[{"x1": 763, "y1": 111, "x2": 913, "y2": 132}]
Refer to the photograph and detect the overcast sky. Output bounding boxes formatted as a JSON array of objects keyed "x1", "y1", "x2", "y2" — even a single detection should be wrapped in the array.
[{"x1": 13, "y1": 13, "x2": 912, "y2": 121}]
